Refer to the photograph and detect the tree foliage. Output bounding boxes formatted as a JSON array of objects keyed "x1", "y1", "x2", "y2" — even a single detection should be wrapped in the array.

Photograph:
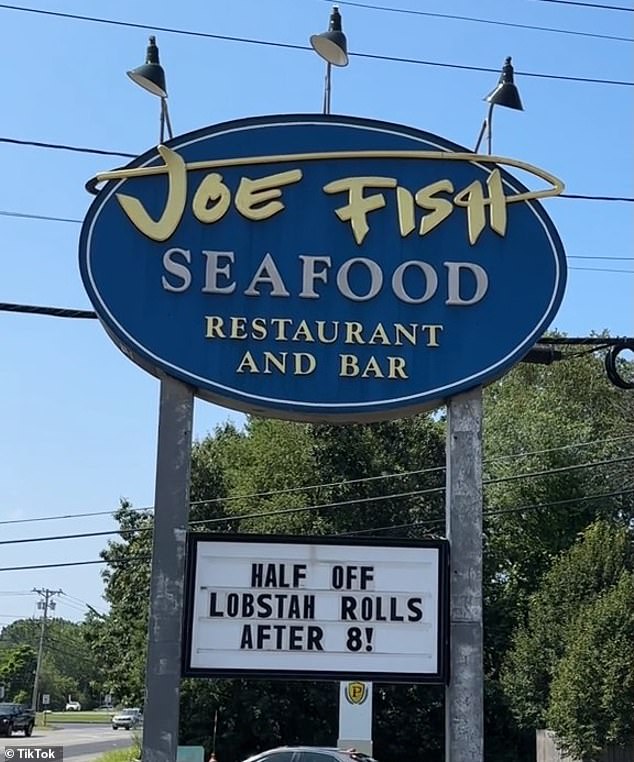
[
  {"x1": 480, "y1": 349, "x2": 634, "y2": 757},
  {"x1": 501, "y1": 520, "x2": 634, "y2": 755},
  {"x1": 547, "y1": 570, "x2": 634, "y2": 759},
  {"x1": 0, "y1": 644, "x2": 36, "y2": 702},
  {"x1": 483, "y1": 349, "x2": 633, "y2": 620},
  {"x1": 88, "y1": 502, "x2": 154, "y2": 706},
  {"x1": 89, "y1": 345, "x2": 634, "y2": 760},
  {"x1": 0, "y1": 618, "x2": 102, "y2": 709}
]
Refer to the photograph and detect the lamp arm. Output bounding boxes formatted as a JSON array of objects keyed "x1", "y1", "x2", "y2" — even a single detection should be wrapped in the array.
[
  {"x1": 486, "y1": 102, "x2": 494, "y2": 155},
  {"x1": 474, "y1": 119, "x2": 487, "y2": 153},
  {"x1": 162, "y1": 98, "x2": 174, "y2": 140},
  {"x1": 323, "y1": 61, "x2": 332, "y2": 115},
  {"x1": 474, "y1": 102, "x2": 495, "y2": 154}
]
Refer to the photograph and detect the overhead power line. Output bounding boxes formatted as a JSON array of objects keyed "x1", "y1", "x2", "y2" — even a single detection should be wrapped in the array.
[
  {"x1": 0, "y1": 206, "x2": 634, "y2": 262},
  {"x1": 0, "y1": 556, "x2": 151, "y2": 573},
  {"x1": 571, "y1": 266, "x2": 633, "y2": 273},
  {"x1": 0, "y1": 487, "x2": 445, "y2": 548},
  {"x1": 0, "y1": 434, "x2": 631, "y2": 528},
  {"x1": 1, "y1": 454, "x2": 632, "y2": 549},
  {"x1": 2, "y1": 260, "x2": 633, "y2": 325},
  {"x1": 571, "y1": 255, "x2": 633, "y2": 261},
  {"x1": 343, "y1": 487, "x2": 634, "y2": 536},
  {"x1": 0, "y1": 486, "x2": 632, "y2": 573},
  {"x1": 1, "y1": 139, "x2": 633, "y2": 203},
  {"x1": 560, "y1": 193, "x2": 634, "y2": 201},
  {"x1": 0, "y1": 302, "x2": 97, "y2": 319},
  {"x1": 0, "y1": 3, "x2": 631, "y2": 87},
  {"x1": 0, "y1": 136, "x2": 135, "y2": 159},
  {"x1": 531, "y1": 0, "x2": 633, "y2": 11},
  {"x1": 331, "y1": 0, "x2": 634, "y2": 42},
  {"x1": 0, "y1": 210, "x2": 82, "y2": 224},
  {"x1": 539, "y1": 336, "x2": 633, "y2": 345}
]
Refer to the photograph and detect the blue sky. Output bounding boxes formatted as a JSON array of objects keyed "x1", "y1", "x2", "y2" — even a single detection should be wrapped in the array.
[{"x1": 0, "y1": 0, "x2": 632, "y2": 628}]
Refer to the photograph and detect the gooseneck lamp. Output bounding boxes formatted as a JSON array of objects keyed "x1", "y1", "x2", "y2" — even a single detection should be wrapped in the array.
[
  {"x1": 474, "y1": 57, "x2": 524, "y2": 154},
  {"x1": 310, "y1": 5, "x2": 349, "y2": 115},
  {"x1": 127, "y1": 36, "x2": 173, "y2": 143}
]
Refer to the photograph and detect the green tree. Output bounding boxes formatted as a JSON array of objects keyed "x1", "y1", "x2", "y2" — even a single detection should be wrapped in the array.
[
  {"x1": 481, "y1": 349, "x2": 633, "y2": 757},
  {"x1": 212, "y1": 418, "x2": 323, "y2": 534},
  {"x1": 501, "y1": 520, "x2": 634, "y2": 746},
  {"x1": 92, "y1": 502, "x2": 154, "y2": 705},
  {"x1": 0, "y1": 618, "x2": 102, "y2": 709},
  {"x1": 484, "y1": 349, "x2": 634, "y2": 635},
  {"x1": 547, "y1": 571, "x2": 634, "y2": 760},
  {"x1": 309, "y1": 416, "x2": 445, "y2": 536},
  {"x1": 0, "y1": 644, "x2": 36, "y2": 701}
]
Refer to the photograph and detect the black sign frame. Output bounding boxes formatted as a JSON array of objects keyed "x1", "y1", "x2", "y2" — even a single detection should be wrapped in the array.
[{"x1": 182, "y1": 533, "x2": 449, "y2": 684}]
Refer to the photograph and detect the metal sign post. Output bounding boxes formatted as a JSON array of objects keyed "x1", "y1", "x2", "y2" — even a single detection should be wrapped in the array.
[
  {"x1": 445, "y1": 387, "x2": 484, "y2": 762},
  {"x1": 338, "y1": 681, "x2": 373, "y2": 756},
  {"x1": 142, "y1": 375, "x2": 194, "y2": 762}
]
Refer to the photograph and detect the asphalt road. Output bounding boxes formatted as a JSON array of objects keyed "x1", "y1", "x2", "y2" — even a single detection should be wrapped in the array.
[{"x1": 1, "y1": 723, "x2": 136, "y2": 761}]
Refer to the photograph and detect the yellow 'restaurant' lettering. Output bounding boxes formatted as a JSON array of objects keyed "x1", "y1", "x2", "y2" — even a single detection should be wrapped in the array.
[
  {"x1": 206, "y1": 317, "x2": 444, "y2": 381},
  {"x1": 204, "y1": 316, "x2": 443, "y2": 348}
]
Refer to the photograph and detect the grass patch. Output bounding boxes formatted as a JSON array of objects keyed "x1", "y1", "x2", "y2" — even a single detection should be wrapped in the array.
[
  {"x1": 37, "y1": 711, "x2": 113, "y2": 725},
  {"x1": 94, "y1": 747, "x2": 139, "y2": 762}
]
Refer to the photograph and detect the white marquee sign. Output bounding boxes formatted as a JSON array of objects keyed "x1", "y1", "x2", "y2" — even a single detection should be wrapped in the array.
[{"x1": 183, "y1": 535, "x2": 448, "y2": 683}]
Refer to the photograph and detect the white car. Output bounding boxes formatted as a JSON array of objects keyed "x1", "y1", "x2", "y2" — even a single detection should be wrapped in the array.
[
  {"x1": 65, "y1": 701, "x2": 81, "y2": 711},
  {"x1": 111, "y1": 708, "x2": 142, "y2": 730}
]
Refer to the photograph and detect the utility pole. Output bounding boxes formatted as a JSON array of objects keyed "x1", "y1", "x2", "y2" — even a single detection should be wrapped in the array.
[{"x1": 31, "y1": 588, "x2": 62, "y2": 710}]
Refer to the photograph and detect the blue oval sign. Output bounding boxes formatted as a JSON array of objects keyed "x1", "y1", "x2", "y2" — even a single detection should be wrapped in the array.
[{"x1": 79, "y1": 114, "x2": 566, "y2": 421}]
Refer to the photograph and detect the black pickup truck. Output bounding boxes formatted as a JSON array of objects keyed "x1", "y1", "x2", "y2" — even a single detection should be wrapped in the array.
[{"x1": 0, "y1": 703, "x2": 36, "y2": 737}]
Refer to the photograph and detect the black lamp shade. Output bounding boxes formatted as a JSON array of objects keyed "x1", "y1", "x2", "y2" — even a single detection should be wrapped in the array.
[
  {"x1": 127, "y1": 36, "x2": 168, "y2": 98},
  {"x1": 485, "y1": 57, "x2": 523, "y2": 111},
  {"x1": 310, "y1": 6, "x2": 348, "y2": 67}
]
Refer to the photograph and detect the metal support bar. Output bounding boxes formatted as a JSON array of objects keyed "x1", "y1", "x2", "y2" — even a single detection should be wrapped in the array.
[
  {"x1": 486, "y1": 104, "x2": 494, "y2": 155},
  {"x1": 445, "y1": 387, "x2": 484, "y2": 762},
  {"x1": 323, "y1": 61, "x2": 332, "y2": 115},
  {"x1": 161, "y1": 97, "x2": 174, "y2": 141},
  {"x1": 474, "y1": 103, "x2": 494, "y2": 154},
  {"x1": 142, "y1": 375, "x2": 194, "y2": 762}
]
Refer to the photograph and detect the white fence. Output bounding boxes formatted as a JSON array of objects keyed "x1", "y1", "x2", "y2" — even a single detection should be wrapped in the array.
[{"x1": 536, "y1": 730, "x2": 634, "y2": 762}]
